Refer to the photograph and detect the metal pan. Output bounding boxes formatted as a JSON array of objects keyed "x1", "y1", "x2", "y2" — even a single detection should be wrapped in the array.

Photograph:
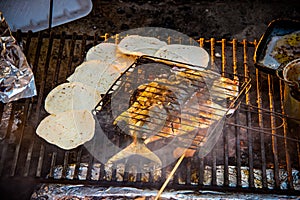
[{"x1": 254, "y1": 18, "x2": 300, "y2": 75}]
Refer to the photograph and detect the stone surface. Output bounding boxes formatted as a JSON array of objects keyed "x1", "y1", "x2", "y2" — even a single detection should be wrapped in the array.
[{"x1": 51, "y1": 0, "x2": 300, "y2": 41}]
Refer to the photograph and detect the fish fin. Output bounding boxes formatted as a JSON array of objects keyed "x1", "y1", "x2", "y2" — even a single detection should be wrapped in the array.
[{"x1": 107, "y1": 141, "x2": 162, "y2": 166}]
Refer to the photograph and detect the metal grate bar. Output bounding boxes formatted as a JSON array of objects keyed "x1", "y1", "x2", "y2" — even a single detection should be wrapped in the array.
[
  {"x1": 0, "y1": 103, "x2": 18, "y2": 176},
  {"x1": 209, "y1": 38, "x2": 217, "y2": 187},
  {"x1": 268, "y1": 75, "x2": 280, "y2": 189},
  {"x1": 232, "y1": 39, "x2": 242, "y2": 187},
  {"x1": 279, "y1": 79, "x2": 294, "y2": 189},
  {"x1": 66, "y1": 32, "x2": 78, "y2": 78},
  {"x1": 80, "y1": 34, "x2": 88, "y2": 63},
  {"x1": 73, "y1": 147, "x2": 83, "y2": 180},
  {"x1": 198, "y1": 157, "x2": 204, "y2": 185},
  {"x1": 10, "y1": 100, "x2": 30, "y2": 176},
  {"x1": 222, "y1": 38, "x2": 229, "y2": 187},
  {"x1": 243, "y1": 39, "x2": 255, "y2": 188},
  {"x1": 254, "y1": 39, "x2": 268, "y2": 188},
  {"x1": 23, "y1": 31, "x2": 36, "y2": 177},
  {"x1": 52, "y1": 31, "x2": 66, "y2": 88},
  {"x1": 61, "y1": 151, "x2": 70, "y2": 179},
  {"x1": 36, "y1": 144, "x2": 45, "y2": 177}
]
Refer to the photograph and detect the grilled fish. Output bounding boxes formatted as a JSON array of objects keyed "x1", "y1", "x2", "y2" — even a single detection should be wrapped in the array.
[{"x1": 107, "y1": 82, "x2": 178, "y2": 165}]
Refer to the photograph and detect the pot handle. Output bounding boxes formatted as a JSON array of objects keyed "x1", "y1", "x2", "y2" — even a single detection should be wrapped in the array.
[{"x1": 276, "y1": 64, "x2": 295, "y2": 86}]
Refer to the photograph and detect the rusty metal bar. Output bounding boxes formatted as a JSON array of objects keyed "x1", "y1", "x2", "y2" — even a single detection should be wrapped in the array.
[
  {"x1": 221, "y1": 38, "x2": 226, "y2": 77},
  {"x1": 268, "y1": 75, "x2": 280, "y2": 189},
  {"x1": 210, "y1": 38, "x2": 216, "y2": 70},
  {"x1": 254, "y1": 39, "x2": 268, "y2": 188},
  {"x1": 199, "y1": 38, "x2": 205, "y2": 48},
  {"x1": 243, "y1": 39, "x2": 254, "y2": 188},
  {"x1": 279, "y1": 79, "x2": 293, "y2": 189},
  {"x1": 232, "y1": 39, "x2": 242, "y2": 187},
  {"x1": 221, "y1": 38, "x2": 229, "y2": 186}
]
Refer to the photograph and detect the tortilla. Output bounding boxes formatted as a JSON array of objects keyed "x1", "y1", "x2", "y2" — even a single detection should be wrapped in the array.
[
  {"x1": 154, "y1": 44, "x2": 210, "y2": 70},
  {"x1": 45, "y1": 82, "x2": 102, "y2": 114},
  {"x1": 67, "y1": 60, "x2": 121, "y2": 94},
  {"x1": 86, "y1": 42, "x2": 136, "y2": 72},
  {"x1": 36, "y1": 110, "x2": 95, "y2": 150},
  {"x1": 117, "y1": 35, "x2": 167, "y2": 56}
]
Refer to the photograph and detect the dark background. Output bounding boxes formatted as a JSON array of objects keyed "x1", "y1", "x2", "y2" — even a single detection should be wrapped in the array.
[{"x1": 52, "y1": 0, "x2": 300, "y2": 40}]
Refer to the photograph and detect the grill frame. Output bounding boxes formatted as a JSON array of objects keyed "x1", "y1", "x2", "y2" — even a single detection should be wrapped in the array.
[{"x1": 0, "y1": 30, "x2": 300, "y2": 197}]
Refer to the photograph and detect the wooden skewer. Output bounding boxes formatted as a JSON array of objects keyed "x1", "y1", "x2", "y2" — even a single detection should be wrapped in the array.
[{"x1": 154, "y1": 152, "x2": 186, "y2": 200}]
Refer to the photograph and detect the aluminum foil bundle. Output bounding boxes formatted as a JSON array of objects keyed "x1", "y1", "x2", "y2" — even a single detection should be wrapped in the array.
[{"x1": 0, "y1": 12, "x2": 36, "y2": 103}]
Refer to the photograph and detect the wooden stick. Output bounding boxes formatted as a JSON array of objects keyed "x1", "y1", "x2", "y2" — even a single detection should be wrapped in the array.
[{"x1": 154, "y1": 153, "x2": 186, "y2": 200}]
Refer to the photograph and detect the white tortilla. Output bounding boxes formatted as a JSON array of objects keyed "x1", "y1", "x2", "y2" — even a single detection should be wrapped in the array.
[
  {"x1": 36, "y1": 110, "x2": 95, "y2": 150},
  {"x1": 44, "y1": 82, "x2": 102, "y2": 114},
  {"x1": 117, "y1": 35, "x2": 167, "y2": 56},
  {"x1": 154, "y1": 44, "x2": 210, "y2": 70},
  {"x1": 86, "y1": 43, "x2": 136, "y2": 72},
  {"x1": 67, "y1": 60, "x2": 121, "y2": 94}
]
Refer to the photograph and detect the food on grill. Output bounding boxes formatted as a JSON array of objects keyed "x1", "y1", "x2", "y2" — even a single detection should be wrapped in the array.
[
  {"x1": 117, "y1": 35, "x2": 167, "y2": 56},
  {"x1": 44, "y1": 82, "x2": 102, "y2": 114},
  {"x1": 109, "y1": 82, "x2": 178, "y2": 165},
  {"x1": 154, "y1": 44, "x2": 210, "y2": 70},
  {"x1": 271, "y1": 31, "x2": 300, "y2": 65},
  {"x1": 36, "y1": 110, "x2": 95, "y2": 150},
  {"x1": 86, "y1": 42, "x2": 136, "y2": 72},
  {"x1": 67, "y1": 60, "x2": 121, "y2": 94}
]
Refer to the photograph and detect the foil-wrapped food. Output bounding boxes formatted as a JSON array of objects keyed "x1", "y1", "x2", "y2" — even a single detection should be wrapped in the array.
[{"x1": 0, "y1": 12, "x2": 36, "y2": 103}]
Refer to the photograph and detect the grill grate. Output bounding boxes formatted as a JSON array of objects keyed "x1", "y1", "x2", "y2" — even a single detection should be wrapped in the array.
[{"x1": 0, "y1": 31, "x2": 300, "y2": 196}]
